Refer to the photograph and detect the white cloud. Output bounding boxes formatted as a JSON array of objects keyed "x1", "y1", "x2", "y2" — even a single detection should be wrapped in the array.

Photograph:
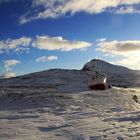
[
  {"x1": 97, "y1": 39, "x2": 140, "y2": 69},
  {"x1": 96, "y1": 38, "x2": 107, "y2": 42},
  {"x1": 114, "y1": 5, "x2": 140, "y2": 14},
  {"x1": 20, "y1": 0, "x2": 140, "y2": 24},
  {"x1": 0, "y1": 35, "x2": 91, "y2": 53},
  {"x1": 2, "y1": 59, "x2": 20, "y2": 78},
  {"x1": 4, "y1": 72, "x2": 16, "y2": 78},
  {"x1": 97, "y1": 40, "x2": 140, "y2": 55},
  {"x1": 0, "y1": 37, "x2": 32, "y2": 54},
  {"x1": 4, "y1": 59, "x2": 20, "y2": 71},
  {"x1": 33, "y1": 35, "x2": 92, "y2": 51},
  {"x1": 47, "y1": 55, "x2": 58, "y2": 61},
  {"x1": 36, "y1": 55, "x2": 58, "y2": 62},
  {"x1": 115, "y1": 56, "x2": 140, "y2": 70}
]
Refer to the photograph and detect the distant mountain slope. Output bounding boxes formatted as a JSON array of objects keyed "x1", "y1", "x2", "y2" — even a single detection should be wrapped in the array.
[
  {"x1": 0, "y1": 69, "x2": 89, "y2": 92},
  {"x1": 83, "y1": 59, "x2": 140, "y2": 87},
  {"x1": 0, "y1": 59, "x2": 140, "y2": 90},
  {"x1": 83, "y1": 59, "x2": 133, "y2": 74}
]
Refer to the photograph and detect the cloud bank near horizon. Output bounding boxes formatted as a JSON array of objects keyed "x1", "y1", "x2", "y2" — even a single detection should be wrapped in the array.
[
  {"x1": 97, "y1": 39, "x2": 140, "y2": 69},
  {"x1": 3, "y1": 59, "x2": 20, "y2": 78}
]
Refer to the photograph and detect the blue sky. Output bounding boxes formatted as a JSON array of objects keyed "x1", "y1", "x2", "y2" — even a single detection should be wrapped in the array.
[{"x1": 1, "y1": 0, "x2": 140, "y2": 78}]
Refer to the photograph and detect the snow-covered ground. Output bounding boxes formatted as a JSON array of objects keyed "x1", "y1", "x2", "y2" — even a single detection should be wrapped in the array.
[
  {"x1": 0, "y1": 87, "x2": 140, "y2": 140},
  {"x1": 0, "y1": 59, "x2": 140, "y2": 139}
]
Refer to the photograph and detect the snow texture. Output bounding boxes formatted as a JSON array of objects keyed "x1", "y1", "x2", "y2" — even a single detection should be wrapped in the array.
[{"x1": 0, "y1": 59, "x2": 140, "y2": 139}]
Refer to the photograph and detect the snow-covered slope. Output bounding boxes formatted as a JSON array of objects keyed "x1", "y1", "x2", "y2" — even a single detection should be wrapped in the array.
[
  {"x1": 0, "y1": 59, "x2": 140, "y2": 88},
  {"x1": 0, "y1": 86, "x2": 140, "y2": 140},
  {"x1": 83, "y1": 59, "x2": 133, "y2": 74},
  {"x1": 0, "y1": 69, "x2": 89, "y2": 92},
  {"x1": 83, "y1": 59, "x2": 140, "y2": 87}
]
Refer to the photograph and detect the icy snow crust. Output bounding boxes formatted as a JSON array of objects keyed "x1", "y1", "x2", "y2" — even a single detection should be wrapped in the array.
[{"x1": 0, "y1": 87, "x2": 140, "y2": 140}]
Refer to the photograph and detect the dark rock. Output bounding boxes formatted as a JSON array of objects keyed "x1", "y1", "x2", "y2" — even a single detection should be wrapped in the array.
[{"x1": 132, "y1": 95, "x2": 139, "y2": 103}]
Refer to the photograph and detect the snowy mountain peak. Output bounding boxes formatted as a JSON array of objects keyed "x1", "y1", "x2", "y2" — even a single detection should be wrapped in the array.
[{"x1": 82, "y1": 59, "x2": 132, "y2": 74}]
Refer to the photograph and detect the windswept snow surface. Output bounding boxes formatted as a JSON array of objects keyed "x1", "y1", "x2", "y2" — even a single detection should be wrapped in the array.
[
  {"x1": 0, "y1": 87, "x2": 140, "y2": 140},
  {"x1": 0, "y1": 59, "x2": 140, "y2": 139}
]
